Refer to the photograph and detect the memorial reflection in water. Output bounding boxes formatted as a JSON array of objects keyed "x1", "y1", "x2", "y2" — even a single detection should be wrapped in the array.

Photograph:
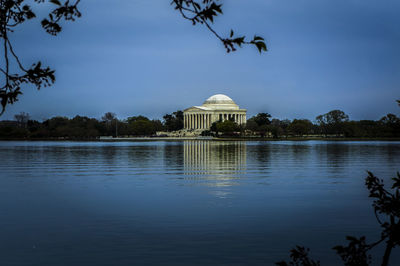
[{"x1": 183, "y1": 141, "x2": 246, "y2": 188}]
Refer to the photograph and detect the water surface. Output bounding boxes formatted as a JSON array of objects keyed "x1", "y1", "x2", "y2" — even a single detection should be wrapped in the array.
[{"x1": 1, "y1": 140, "x2": 399, "y2": 265}]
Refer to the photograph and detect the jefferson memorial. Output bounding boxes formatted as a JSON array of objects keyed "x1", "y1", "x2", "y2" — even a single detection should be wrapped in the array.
[{"x1": 183, "y1": 94, "x2": 247, "y2": 130}]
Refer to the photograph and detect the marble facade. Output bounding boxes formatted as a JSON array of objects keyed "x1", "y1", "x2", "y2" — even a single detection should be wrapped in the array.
[{"x1": 183, "y1": 94, "x2": 246, "y2": 130}]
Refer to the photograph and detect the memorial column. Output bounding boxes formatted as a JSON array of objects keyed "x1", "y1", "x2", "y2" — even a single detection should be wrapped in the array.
[{"x1": 185, "y1": 115, "x2": 187, "y2": 129}]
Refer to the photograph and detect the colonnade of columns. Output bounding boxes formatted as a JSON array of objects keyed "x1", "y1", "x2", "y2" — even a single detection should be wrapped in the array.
[
  {"x1": 184, "y1": 113, "x2": 246, "y2": 130},
  {"x1": 184, "y1": 113, "x2": 212, "y2": 130}
]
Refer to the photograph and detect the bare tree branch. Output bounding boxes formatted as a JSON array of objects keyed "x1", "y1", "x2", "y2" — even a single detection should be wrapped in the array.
[{"x1": 171, "y1": 0, "x2": 267, "y2": 53}]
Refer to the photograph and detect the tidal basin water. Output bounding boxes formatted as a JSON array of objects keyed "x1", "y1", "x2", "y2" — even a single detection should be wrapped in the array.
[{"x1": 0, "y1": 140, "x2": 399, "y2": 265}]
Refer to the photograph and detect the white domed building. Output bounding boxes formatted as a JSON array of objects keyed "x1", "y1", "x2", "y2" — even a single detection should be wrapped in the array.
[{"x1": 183, "y1": 94, "x2": 247, "y2": 130}]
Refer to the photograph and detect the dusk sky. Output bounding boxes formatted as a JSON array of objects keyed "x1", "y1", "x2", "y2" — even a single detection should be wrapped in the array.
[{"x1": 2, "y1": 0, "x2": 399, "y2": 121}]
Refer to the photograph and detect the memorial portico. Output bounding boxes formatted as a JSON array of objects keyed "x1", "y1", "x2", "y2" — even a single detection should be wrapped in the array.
[{"x1": 183, "y1": 94, "x2": 247, "y2": 130}]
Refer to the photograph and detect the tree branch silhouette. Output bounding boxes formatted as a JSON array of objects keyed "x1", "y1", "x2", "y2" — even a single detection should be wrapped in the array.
[
  {"x1": 0, "y1": 0, "x2": 81, "y2": 114},
  {"x1": 277, "y1": 171, "x2": 400, "y2": 266},
  {"x1": 171, "y1": 0, "x2": 267, "y2": 53}
]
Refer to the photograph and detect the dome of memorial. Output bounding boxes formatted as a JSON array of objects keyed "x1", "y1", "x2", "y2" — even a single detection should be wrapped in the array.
[
  {"x1": 201, "y1": 94, "x2": 239, "y2": 110},
  {"x1": 203, "y1": 94, "x2": 236, "y2": 105}
]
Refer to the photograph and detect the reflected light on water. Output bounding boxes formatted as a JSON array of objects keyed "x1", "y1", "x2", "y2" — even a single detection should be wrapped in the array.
[{"x1": 183, "y1": 141, "x2": 246, "y2": 197}]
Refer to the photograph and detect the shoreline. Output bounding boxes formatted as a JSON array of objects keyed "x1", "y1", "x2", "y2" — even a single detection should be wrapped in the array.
[{"x1": 1, "y1": 137, "x2": 400, "y2": 142}]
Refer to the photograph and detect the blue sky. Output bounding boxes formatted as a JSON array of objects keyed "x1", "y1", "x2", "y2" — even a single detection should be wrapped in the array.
[{"x1": 2, "y1": 0, "x2": 399, "y2": 121}]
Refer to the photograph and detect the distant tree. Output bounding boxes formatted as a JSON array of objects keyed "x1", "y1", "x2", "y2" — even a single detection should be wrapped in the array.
[
  {"x1": 316, "y1": 115, "x2": 328, "y2": 136},
  {"x1": 68, "y1": 115, "x2": 99, "y2": 138},
  {"x1": 266, "y1": 119, "x2": 291, "y2": 138},
  {"x1": 342, "y1": 120, "x2": 377, "y2": 138},
  {"x1": 257, "y1": 124, "x2": 270, "y2": 137},
  {"x1": 245, "y1": 113, "x2": 272, "y2": 137},
  {"x1": 101, "y1": 112, "x2": 118, "y2": 136},
  {"x1": 163, "y1": 110, "x2": 184, "y2": 131},
  {"x1": 326, "y1": 110, "x2": 349, "y2": 124},
  {"x1": 14, "y1": 112, "x2": 30, "y2": 128},
  {"x1": 245, "y1": 117, "x2": 259, "y2": 132},
  {"x1": 280, "y1": 119, "x2": 291, "y2": 136},
  {"x1": 268, "y1": 124, "x2": 282, "y2": 138},
  {"x1": 288, "y1": 119, "x2": 313, "y2": 136},
  {"x1": 253, "y1": 113, "x2": 272, "y2": 127},
  {"x1": 102, "y1": 112, "x2": 116, "y2": 124},
  {"x1": 127, "y1": 116, "x2": 149, "y2": 123},
  {"x1": 210, "y1": 121, "x2": 218, "y2": 133},
  {"x1": 379, "y1": 114, "x2": 400, "y2": 138},
  {"x1": 27, "y1": 119, "x2": 41, "y2": 132},
  {"x1": 380, "y1": 113, "x2": 400, "y2": 125},
  {"x1": 126, "y1": 115, "x2": 161, "y2": 136},
  {"x1": 316, "y1": 110, "x2": 349, "y2": 136},
  {"x1": 0, "y1": 125, "x2": 29, "y2": 138},
  {"x1": 152, "y1": 119, "x2": 164, "y2": 132},
  {"x1": 216, "y1": 120, "x2": 239, "y2": 135},
  {"x1": 129, "y1": 120, "x2": 155, "y2": 136},
  {"x1": 44, "y1": 116, "x2": 69, "y2": 132},
  {"x1": 174, "y1": 110, "x2": 184, "y2": 127},
  {"x1": 340, "y1": 115, "x2": 400, "y2": 139}
]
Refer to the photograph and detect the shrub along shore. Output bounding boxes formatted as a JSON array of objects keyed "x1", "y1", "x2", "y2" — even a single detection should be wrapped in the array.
[{"x1": 1, "y1": 110, "x2": 399, "y2": 140}]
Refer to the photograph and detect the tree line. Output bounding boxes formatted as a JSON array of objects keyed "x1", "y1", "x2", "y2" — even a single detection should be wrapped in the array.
[
  {"x1": 210, "y1": 110, "x2": 400, "y2": 138},
  {"x1": 0, "y1": 109, "x2": 399, "y2": 139},
  {"x1": 0, "y1": 111, "x2": 183, "y2": 139}
]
